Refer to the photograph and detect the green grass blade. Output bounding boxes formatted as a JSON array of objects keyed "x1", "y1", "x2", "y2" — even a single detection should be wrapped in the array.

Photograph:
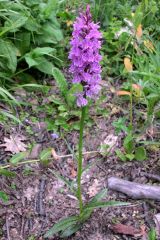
[{"x1": 0, "y1": 87, "x2": 19, "y2": 105}]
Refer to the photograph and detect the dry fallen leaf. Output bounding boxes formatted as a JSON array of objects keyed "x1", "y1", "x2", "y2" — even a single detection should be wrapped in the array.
[
  {"x1": 140, "y1": 225, "x2": 148, "y2": 240},
  {"x1": 71, "y1": 167, "x2": 77, "y2": 178},
  {"x1": 116, "y1": 90, "x2": 131, "y2": 96},
  {"x1": 87, "y1": 179, "x2": 101, "y2": 198},
  {"x1": 0, "y1": 135, "x2": 27, "y2": 154},
  {"x1": 132, "y1": 83, "x2": 141, "y2": 90},
  {"x1": 51, "y1": 148, "x2": 60, "y2": 160},
  {"x1": 100, "y1": 134, "x2": 118, "y2": 155},
  {"x1": 136, "y1": 24, "x2": 143, "y2": 39},
  {"x1": 29, "y1": 144, "x2": 42, "y2": 159},
  {"x1": 111, "y1": 223, "x2": 141, "y2": 236},
  {"x1": 132, "y1": 83, "x2": 142, "y2": 97},
  {"x1": 124, "y1": 57, "x2": 133, "y2": 72}
]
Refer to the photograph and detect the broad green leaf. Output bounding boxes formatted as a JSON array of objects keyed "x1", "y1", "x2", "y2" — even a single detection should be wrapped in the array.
[
  {"x1": 1, "y1": 15, "x2": 28, "y2": 36},
  {"x1": 44, "y1": 216, "x2": 78, "y2": 238},
  {"x1": 123, "y1": 135, "x2": 134, "y2": 154},
  {"x1": 0, "y1": 39, "x2": 17, "y2": 73},
  {"x1": 116, "y1": 149, "x2": 127, "y2": 161},
  {"x1": 35, "y1": 58, "x2": 54, "y2": 75},
  {"x1": 135, "y1": 146, "x2": 147, "y2": 161},
  {"x1": 24, "y1": 47, "x2": 55, "y2": 68},
  {"x1": 35, "y1": 23, "x2": 63, "y2": 44},
  {"x1": 0, "y1": 169, "x2": 16, "y2": 177},
  {"x1": 10, "y1": 152, "x2": 27, "y2": 164},
  {"x1": 24, "y1": 17, "x2": 40, "y2": 32},
  {"x1": 0, "y1": 191, "x2": 9, "y2": 202},
  {"x1": 25, "y1": 54, "x2": 55, "y2": 76},
  {"x1": 14, "y1": 32, "x2": 31, "y2": 55},
  {"x1": 126, "y1": 153, "x2": 135, "y2": 161},
  {"x1": 30, "y1": 47, "x2": 55, "y2": 56},
  {"x1": 42, "y1": 0, "x2": 58, "y2": 19},
  {"x1": 52, "y1": 67, "x2": 68, "y2": 97}
]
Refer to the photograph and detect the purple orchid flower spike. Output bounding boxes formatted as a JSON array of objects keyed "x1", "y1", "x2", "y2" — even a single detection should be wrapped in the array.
[{"x1": 69, "y1": 5, "x2": 102, "y2": 107}]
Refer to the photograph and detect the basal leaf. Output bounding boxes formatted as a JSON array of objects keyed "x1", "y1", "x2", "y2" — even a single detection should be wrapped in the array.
[
  {"x1": 44, "y1": 216, "x2": 78, "y2": 238},
  {"x1": 84, "y1": 201, "x2": 128, "y2": 210},
  {"x1": 60, "y1": 224, "x2": 81, "y2": 238}
]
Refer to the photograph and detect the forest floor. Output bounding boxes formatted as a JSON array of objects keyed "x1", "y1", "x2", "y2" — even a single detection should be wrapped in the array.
[{"x1": 0, "y1": 78, "x2": 160, "y2": 240}]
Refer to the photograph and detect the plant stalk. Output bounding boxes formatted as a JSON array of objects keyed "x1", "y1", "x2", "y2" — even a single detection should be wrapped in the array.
[{"x1": 77, "y1": 106, "x2": 86, "y2": 214}]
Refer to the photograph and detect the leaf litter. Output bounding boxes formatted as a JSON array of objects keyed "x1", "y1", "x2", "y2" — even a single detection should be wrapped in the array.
[{"x1": 0, "y1": 134, "x2": 27, "y2": 154}]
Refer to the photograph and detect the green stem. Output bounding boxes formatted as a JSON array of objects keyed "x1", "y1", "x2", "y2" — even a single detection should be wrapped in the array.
[
  {"x1": 130, "y1": 94, "x2": 133, "y2": 128},
  {"x1": 77, "y1": 106, "x2": 86, "y2": 214},
  {"x1": 129, "y1": 77, "x2": 133, "y2": 132}
]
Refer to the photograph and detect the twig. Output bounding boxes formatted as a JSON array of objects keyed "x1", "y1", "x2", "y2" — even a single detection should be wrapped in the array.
[
  {"x1": 142, "y1": 202, "x2": 153, "y2": 228},
  {"x1": 0, "y1": 150, "x2": 101, "y2": 169},
  {"x1": 35, "y1": 178, "x2": 46, "y2": 216},
  {"x1": 20, "y1": 217, "x2": 25, "y2": 240},
  {"x1": 108, "y1": 177, "x2": 160, "y2": 201},
  {"x1": 6, "y1": 217, "x2": 11, "y2": 240}
]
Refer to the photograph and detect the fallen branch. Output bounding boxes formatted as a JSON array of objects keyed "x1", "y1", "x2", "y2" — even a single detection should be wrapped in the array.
[
  {"x1": 143, "y1": 172, "x2": 160, "y2": 182},
  {"x1": 108, "y1": 177, "x2": 160, "y2": 201}
]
